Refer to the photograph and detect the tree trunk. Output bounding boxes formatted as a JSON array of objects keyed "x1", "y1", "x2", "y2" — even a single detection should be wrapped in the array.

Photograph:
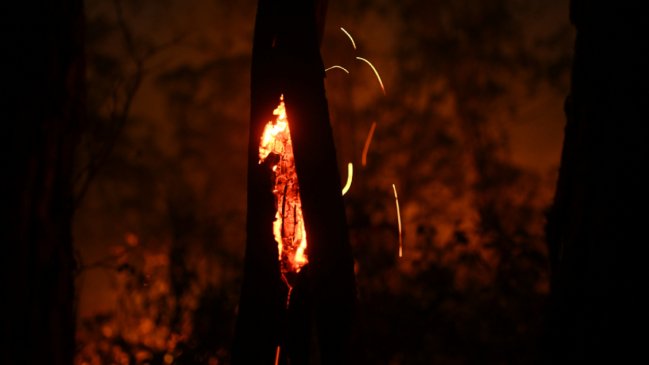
[
  {"x1": 233, "y1": 0, "x2": 355, "y2": 364},
  {"x1": 546, "y1": 1, "x2": 647, "y2": 363},
  {"x1": 2, "y1": 1, "x2": 84, "y2": 364}
]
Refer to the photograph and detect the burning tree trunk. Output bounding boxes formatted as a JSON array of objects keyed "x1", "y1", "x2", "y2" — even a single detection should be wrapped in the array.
[
  {"x1": 2, "y1": 1, "x2": 84, "y2": 364},
  {"x1": 233, "y1": 0, "x2": 356, "y2": 364},
  {"x1": 546, "y1": 1, "x2": 647, "y2": 363}
]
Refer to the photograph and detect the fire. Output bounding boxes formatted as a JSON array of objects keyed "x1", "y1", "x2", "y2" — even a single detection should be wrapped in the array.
[{"x1": 259, "y1": 95, "x2": 308, "y2": 274}]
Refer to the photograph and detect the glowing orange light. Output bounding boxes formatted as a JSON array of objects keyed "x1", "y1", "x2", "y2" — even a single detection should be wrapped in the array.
[
  {"x1": 361, "y1": 122, "x2": 377, "y2": 167},
  {"x1": 392, "y1": 184, "x2": 403, "y2": 257},
  {"x1": 259, "y1": 95, "x2": 308, "y2": 274},
  {"x1": 356, "y1": 56, "x2": 386, "y2": 95},
  {"x1": 124, "y1": 232, "x2": 139, "y2": 247},
  {"x1": 340, "y1": 27, "x2": 357, "y2": 50},
  {"x1": 275, "y1": 346, "x2": 281, "y2": 365},
  {"x1": 342, "y1": 162, "x2": 353, "y2": 196},
  {"x1": 163, "y1": 354, "x2": 173, "y2": 364}
]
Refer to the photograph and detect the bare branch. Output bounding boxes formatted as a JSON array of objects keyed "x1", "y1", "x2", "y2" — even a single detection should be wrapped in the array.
[{"x1": 75, "y1": 0, "x2": 180, "y2": 208}]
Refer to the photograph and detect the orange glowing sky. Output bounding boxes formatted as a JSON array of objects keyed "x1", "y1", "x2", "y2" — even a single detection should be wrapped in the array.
[{"x1": 77, "y1": 0, "x2": 571, "y2": 318}]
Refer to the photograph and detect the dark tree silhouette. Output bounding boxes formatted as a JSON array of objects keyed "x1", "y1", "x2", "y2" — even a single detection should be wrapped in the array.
[
  {"x1": 3, "y1": 1, "x2": 85, "y2": 364},
  {"x1": 234, "y1": 0, "x2": 356, "y2": 364},
  {"x1": 547, "y1": 1, "x2": 647, "y2": 363}
]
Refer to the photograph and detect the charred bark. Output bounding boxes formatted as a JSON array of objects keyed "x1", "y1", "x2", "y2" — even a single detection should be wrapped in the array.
[
  {"x1": 3, "y1": 1, "x2": 85, "y2": 364},
  {"x1": 277, "y1": 1, "x2": 356, "y2": 363},
  {"x1": 546, "y1": 1, "x2": 648, "y2": 363},
  {"x1": 232, "y1": 1, "x2": 285, "y2": 363},
  {"x1": 233, "y1": 0, "x2": 355, "y2": 364}
]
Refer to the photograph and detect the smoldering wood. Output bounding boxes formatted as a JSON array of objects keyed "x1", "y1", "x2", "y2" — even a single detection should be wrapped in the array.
[{"x1": 233, "y1": 0, "x2": 355, "y2": 364}]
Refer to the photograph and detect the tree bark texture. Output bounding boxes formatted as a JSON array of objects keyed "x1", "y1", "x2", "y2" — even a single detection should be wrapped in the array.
[
  {"x1": 2, "y1": 1, "x2": 84, "y2": 364},
  {"x1": 233, "y1": 0, "x2": 355, "y2": 364},
  {"x1": 546, "y1": 1, "x2": 648, "y2": 363}
]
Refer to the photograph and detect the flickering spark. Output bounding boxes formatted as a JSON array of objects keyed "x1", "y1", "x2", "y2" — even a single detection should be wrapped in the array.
[
  {"x1": 325, "y1": 65, "x2": 350, "y2": 74},
  {"x1": 340, "y1": 27, "x2": 356, "y2": 50},
  {"x1": 275, "y1": 346, "x2": 281, "y2": 365},
  {"x1": 361, "y1": 122, "x2": 377, "y2": 167},
  {"x1": 392, "y1": 184, "x2": 403, "y2": 257},
  {"x1": 356, "y1": 56, "x2": 385, "y2": 95},
  {"x1": 342, "y1": 162, "x2": 353, "y2": 196}
]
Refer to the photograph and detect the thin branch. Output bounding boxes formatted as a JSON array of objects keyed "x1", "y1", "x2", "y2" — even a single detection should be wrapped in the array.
[{"x1": 74, "y1": 0, "x2": 181, "y2": 208}]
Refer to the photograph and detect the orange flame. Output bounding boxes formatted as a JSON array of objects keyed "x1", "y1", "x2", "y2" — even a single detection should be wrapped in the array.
[{"x1": 259, "y1": 95, "x2": 308, "y2": 274}]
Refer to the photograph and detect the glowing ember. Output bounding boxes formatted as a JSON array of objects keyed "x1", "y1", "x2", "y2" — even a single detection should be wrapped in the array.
[
  {"x1": 340, "y1": 27, "x2": 357, "y2": 50},
  {"x1": 274, "y1": 346, "x2": 281, "y2": 365},
  {"x1": 325, "y1": 65, "x2": 350, "y2": 74},
  {"x1": 356, "y1": 56, "x2": 386, "y2": 95},
  {"x1": 342, "y1": 162, "x2": 353, "y2": 196},
  {"x1": 361, "y1": 121, "x2": 377, "y2": 167},
  {"x1": 259, "y1": 95, "x2": 308, "y2": 274},
  {"x1": 392, "y1": 184, "x2": 403, "y2": 257}
]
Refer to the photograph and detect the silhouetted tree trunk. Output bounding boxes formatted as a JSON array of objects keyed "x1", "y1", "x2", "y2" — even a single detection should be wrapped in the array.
[
  {"x1": 233, "y1": 0, "x2": 355, "y2": 364},
  {"x1": 547, "y1": 1, "x2": 647, "y2": 363},
  {"x1": 3, "y1": 1, "x2": 84, "y2": 364}
]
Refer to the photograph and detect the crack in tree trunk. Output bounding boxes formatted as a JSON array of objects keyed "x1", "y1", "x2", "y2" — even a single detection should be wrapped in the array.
[{"x1": 234, "y1": 0, "x2": 356, "y2": 364}]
